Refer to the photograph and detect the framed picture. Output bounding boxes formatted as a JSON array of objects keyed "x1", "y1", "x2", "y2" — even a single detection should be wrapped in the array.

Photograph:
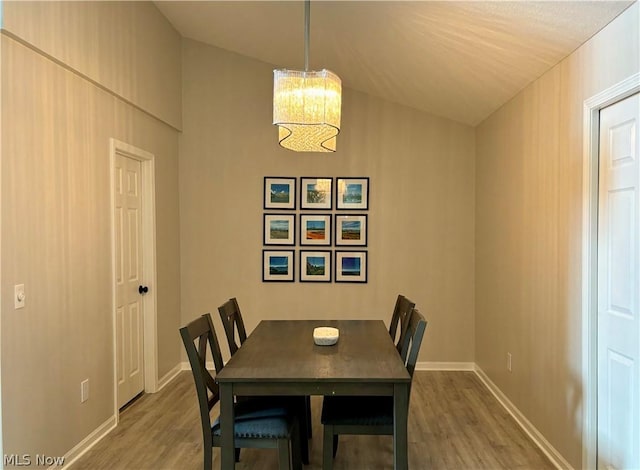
[
  {"x1": 264, "y1": 214, "x2": 295, "y2": 245},
  {"x1": 300, "y1": 177, "x2": 333, "y2": 210},
  {"x1": 300, "y1": 214, "x2": 332, "y2": 246},
  {"x1": 336, "y1": 177, "x2": 369, "y2": 210},
  {"x1": 335, "y1": 251, "x2": 367, "y2": 283},
  {"x1": 263, "y1": 250, "x2": 295, "y2": 282},
  {"x1": 264, "y1": 177, "x2": 296, "y2": 210},
  {"x1": 335, "y1": 214, "x2": 367, "y2": 246},
  {"x1": 300, "y1": 250, "x2": 332, "y2": 282}
]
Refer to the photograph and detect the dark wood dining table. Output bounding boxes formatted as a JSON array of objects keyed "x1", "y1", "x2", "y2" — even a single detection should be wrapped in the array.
[{"x1": 215, "y1": 319, "x2": 411, "y2": 469}]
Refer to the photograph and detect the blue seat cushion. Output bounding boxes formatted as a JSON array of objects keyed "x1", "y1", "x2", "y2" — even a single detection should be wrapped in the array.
[
  {"x1": 211, "y1": 399, "x2": 291, "y2": 439},
  {"x1": 321, "y1": 396, "x2": 393, "y2": 426}
]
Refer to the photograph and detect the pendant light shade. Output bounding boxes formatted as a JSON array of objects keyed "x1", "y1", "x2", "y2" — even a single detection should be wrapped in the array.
[
  {"x1": 273, "y1": 69, "x2": 342, "y2": 152},
  {"x1": 273, "y1": 0, "x2": 342, "y2": 152}
]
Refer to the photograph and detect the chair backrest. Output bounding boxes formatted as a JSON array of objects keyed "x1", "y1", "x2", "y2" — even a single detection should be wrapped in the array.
[
  {"x1": 398, "y1": 308, "x2": 427, "y2": 396},
  {"x1": 218, "y1": 297, "x2": 247, "y2": 356},
  {"x1": 389, "y1": 295, "x2": 416, "y2": 354},
  {"x1": 179, "y1": 313, "x2": 225, "y2": 441}
]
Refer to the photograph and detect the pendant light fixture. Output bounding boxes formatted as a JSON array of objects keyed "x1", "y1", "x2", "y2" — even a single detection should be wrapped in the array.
[{"x1": 273, "y1": 0, "x2": 342, "y2": 152}]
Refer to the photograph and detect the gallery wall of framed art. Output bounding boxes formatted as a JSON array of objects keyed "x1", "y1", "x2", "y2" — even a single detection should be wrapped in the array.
[{"x1": 262, "y1": 176, "x2": 370, "y2": 282}]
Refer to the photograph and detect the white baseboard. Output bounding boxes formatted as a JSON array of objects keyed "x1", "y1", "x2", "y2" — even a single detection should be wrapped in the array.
[
  {"x1": 474, "y1": 366, "x2": 573, "y2": 470},
  {"x1": 61, "y1": 415, "x2": 117, "y2": 469},
  {"x1": 157, "y1": 363, "x2": 182, "y2": 391},
  {"x1": 415, "y1": 361, "x2": 475, "y2": 371}
]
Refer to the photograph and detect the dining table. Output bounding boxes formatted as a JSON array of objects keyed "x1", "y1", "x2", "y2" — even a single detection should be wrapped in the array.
[{"x1": 215, "y1": 319, "x2": 412, "y2": 470}]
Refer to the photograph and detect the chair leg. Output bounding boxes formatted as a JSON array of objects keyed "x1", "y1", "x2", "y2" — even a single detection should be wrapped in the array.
[
  {"x1": 277, "y1": 437, "x2": 291, "y2": 470},
  {"x1": 235, "y1": 448, "x2": 241, "y2": 462},
  {"x1": 204, "y1": 447, "x2": 212, "y2": 470},
  {"x1": 332, "y1": 435, "x2": 339, "y2": 458},
  {"x1": 323, "y1": 424, "x2": 334, "y2": 470},
  {"x1": 290, "y1": 418, "x2": 303, "y2": 470},
  {"x1": 305, "y1": 396, "x2": 313, "y2": 438},
  {"x1": 297, "y1": 397, "x2": 310, "y2": 465}
]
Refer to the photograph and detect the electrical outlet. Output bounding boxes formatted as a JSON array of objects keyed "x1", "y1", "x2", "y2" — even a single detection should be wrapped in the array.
[
  {"x1": 507, "y1": 353, "x2": 512, "y2": 372},
  {"x1": 81, "y1": 379, "x2": 89, "y2": 403}
]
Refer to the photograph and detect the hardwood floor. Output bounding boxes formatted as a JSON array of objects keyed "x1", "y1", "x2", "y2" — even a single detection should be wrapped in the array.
[{"x1": 71, "y1": 371, "x2": 554, "y2": 469}]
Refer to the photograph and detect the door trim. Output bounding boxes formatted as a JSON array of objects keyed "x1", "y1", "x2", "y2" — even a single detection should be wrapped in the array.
[
  {"x1": 109, "y1": 138, "x2": 158, "y2": 420},
  {"x1": 581, "y1": 72, "x2": 639, "y2": 469}
]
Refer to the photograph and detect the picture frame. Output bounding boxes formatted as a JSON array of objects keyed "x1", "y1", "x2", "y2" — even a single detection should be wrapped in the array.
[
  {"x1": 264, "y1": 177, "x2": 296, "y2": 210},
  {"x1": 264, "y1": 214, "x2": 295, "y2": 245},
  {"x1": 300, "y1": 250, "x2": 332, "y2": 282},
  {"x1": 300, "y1": 177, "x2": 333, "y2": 210},
  {"x1": 335, "y1": 214, "x2": 367, "y2": 246},
  {"x1": 263, "y1": 250, "x2": 295, "y2": 282},
  {"x1": 336, "y1": 177, "x2": 369, "y2": 210},
  {"x1": 335, "y1": 251, "x2": 368, "y2": 283},
  {"x1": 300, "y1": 214, "x2": 332, "y2": 246}
]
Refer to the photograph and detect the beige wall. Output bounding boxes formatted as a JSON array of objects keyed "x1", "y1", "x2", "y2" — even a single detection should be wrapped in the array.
[
  {"x1": 2, "y1": 0, "x2": 182, "y2": 130},
  {"x1": 0, "y1": 1, "x2": 181, "y2": 464},
  {"x1": 475, "y1": 3, "x2": 639, "y2": 468},
  {"x1": 180, "y1": 39, "x2": 476, "y2": 364}
]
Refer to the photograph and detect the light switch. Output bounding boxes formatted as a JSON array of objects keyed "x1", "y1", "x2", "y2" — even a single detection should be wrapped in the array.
[{"x1": 15, "y1": 284, "x2": 25, "y2": 309}]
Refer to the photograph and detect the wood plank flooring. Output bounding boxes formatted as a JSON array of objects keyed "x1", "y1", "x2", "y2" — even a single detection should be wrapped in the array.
[{"x1": 70, "y1": 371, "x2": 554, "y2": 469}]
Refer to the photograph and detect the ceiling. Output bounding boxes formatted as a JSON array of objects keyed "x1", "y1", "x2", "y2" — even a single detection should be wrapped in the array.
[{"x1": 155, "y1": 1, "x2": 634, "y2": 126}]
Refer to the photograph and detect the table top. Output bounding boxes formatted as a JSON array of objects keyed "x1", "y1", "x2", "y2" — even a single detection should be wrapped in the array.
[{"x1": 216, "y1": 319, "x2": 411, "y2": 384}]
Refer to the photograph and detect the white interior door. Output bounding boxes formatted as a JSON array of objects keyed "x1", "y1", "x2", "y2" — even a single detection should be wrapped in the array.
[
  {"x1": 115, "y1": 154, "x2": 145, "y2": 408},
  {"x1": 597, "y1": 92, "x2": 640, "y2": 470}
]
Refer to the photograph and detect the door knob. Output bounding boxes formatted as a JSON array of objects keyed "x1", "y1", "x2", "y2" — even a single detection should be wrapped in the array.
[{"x1": 138, "y1": 285, "x2": 149, "y2": 295}]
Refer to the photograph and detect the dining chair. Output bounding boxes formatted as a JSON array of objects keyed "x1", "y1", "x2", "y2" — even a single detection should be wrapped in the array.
[
  {"x1": 320, "y1": 308, "x2": 427, "y2": 470},
  {"x1": 217, "y1": 297, "x2": 312, "y2": 463},
  {"x1": 180, "y1": 313, "x2": 302, "y2": 470},
  {"x1": 388, "y1": 294, "x2": 416, "y2": 358},
  {"x1": 217, "y1": 297, "x2": 247, "y2": 356}
]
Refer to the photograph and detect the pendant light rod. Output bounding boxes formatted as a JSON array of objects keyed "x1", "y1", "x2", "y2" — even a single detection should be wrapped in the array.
[{"x1": 304, "y1": 0, "x2": 310, "y2": 71}]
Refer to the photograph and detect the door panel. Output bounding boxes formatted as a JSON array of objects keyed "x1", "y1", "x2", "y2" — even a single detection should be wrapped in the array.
[
  {"x1": 115, "y1": 154, "x2": 145, "y2": 408},
  {"x1": 606, "y1": 350, "x2": 634, "y2": 469},
  {"x1": 597, "y1": 93, "x2": 639, "y2": 470},
  {"x1": 128, "y1": 302, "x2": 141, "y2": 376},
  {"x1": 116, "y1": 306, "x2": 125, "y2": 385},
  {"x1": 607, "y1": 189, "x2": 634, "y2": 317}
]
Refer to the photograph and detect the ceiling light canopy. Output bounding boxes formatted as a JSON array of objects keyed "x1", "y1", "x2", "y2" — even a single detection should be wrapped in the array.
[{"x1": 273, "y1": 0, "x2": 342, "y2": 152}]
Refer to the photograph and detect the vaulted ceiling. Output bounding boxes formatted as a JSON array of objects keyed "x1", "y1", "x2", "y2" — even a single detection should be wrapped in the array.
[{"x1": 156, "y1": 1, "x2": 634, "y2": 126}]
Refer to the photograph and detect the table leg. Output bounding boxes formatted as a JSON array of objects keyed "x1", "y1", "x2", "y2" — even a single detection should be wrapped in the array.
[
  {"x1": 300, "y1": 396, "x2": 310, "y2": 464},
  {"x1": 220, "y1": 384, "x2": 235, "y2": 470},
  {"x1": 393, "y1": 383, "x2": 409, "y2": 470}
]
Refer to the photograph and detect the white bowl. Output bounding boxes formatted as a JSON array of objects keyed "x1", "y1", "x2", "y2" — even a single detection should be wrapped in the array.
[{"x1": 313, "y1": 327, "x2": 339, "y2": 346}]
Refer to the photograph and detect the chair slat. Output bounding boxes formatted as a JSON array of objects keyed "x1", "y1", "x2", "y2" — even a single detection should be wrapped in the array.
[
  {"x1": 218, "y1": 297, "x2": 247, "y2": 356},
  {"x1": 389, "y1": 294, "x2": 416, "y2": 357}
]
